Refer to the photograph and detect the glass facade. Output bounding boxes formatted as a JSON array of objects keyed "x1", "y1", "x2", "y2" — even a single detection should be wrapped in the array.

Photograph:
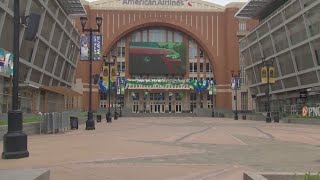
[
  {"x1": 240, "y1": 0, "x2": 320, "y2": 113},
  {"x1": 0, "y1": 0, "x2": 81, "y2": 113}
]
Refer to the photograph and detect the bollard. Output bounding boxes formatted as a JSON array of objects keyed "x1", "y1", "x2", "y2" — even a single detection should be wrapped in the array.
[
  {"x1": 96, "y1": 115, "x2": 102, "y2": 123},
  {"x1": 70, "y1": 116, "x2": 78, "y2": 130},
  {"x1": 274, "y1": 115, "x2": 279, "y2": 123},
  {"x1": 106, "y1": 113, "x2": 112, "y2": 123}
]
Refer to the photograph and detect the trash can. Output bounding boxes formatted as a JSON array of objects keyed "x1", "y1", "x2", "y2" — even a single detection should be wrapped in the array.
[
  {"x1": 97, "y1": 115, "x2": 102, "y2": 123},
  {"x1": 106, "y1": 113, "x2": 112, "y2": 123},
  {"x1": 70, "y1": 116, "x2": 78, "y2": 130},
  {"x1": 273, "y1": 112, "x2": 280, "y2": 123}
]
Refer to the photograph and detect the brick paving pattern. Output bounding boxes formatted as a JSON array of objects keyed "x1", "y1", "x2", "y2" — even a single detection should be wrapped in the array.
[{"x1": 1, "y1": 117, "x2": 320, "y2": 179}]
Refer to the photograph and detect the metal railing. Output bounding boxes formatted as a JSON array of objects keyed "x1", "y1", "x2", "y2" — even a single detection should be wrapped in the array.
[{"x1": 40, "y1": 112, "x2": 70, "y2": 134}]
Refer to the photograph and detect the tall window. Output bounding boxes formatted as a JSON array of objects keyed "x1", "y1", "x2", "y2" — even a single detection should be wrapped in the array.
[
  {"x1": 142, "y1": 30, "x2": 147, "y2": 42},
  {"x1": 149, "y1": 29, "x2": 166, "y2": 42},
  {"x1": 200, "y1": 63, "x2": 203, "y2": 72},
  {"x1": 240, "y1": 54, "x2": 246, "y2": 84},
  {"x1": 189, "y1": 39, "x2": 197, "y2": 59},
  {"x1": 239, "y1": 21, "x2": 247, "y2": 31},
  {"x1": 199, "y1": 49, "x2": 204, "y2": 58},
  {"x1": 174, "y1": 31, "x2": 183, "y2": 42},
  {"x1": 241, "y1": 92, "x2": 248, "y2": 110},
  {"x1": 167, "y1": 31, "x2": 173, "y2": 42},
  {"x1": 190, "y1": 93, "x2": 197, "y2": 101},
  {"x1": 131, "y1": 31, "x2": 141, "y2": 42}
]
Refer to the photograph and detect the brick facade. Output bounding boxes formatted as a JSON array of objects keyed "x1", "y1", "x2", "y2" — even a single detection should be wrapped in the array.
[{"x1": 74, "y1": 3, "x2": 257, "y2": 112}]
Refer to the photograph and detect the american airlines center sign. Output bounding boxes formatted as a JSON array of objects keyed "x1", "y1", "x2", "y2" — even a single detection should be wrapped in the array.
[
  {"x1": 122, "y1": 0, "x2": 192, "y2": 6},
  {"x1": 302, "y1": 106, "x2": 320, "y2": 117}
]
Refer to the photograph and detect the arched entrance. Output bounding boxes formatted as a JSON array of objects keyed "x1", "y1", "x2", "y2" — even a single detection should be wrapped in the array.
[{"x1": 97, "y1": 25, "x2": 218, "y2": 114}]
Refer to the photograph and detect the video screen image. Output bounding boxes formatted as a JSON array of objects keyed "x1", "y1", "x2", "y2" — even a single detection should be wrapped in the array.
[{"x1": 129, "y1": 42, "x2": 186, "y2": 75}]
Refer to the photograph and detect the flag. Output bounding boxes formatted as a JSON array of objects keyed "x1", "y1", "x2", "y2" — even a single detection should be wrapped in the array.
[{"x1": 186, "y1": 0, "x2": 192, "y2": 6}]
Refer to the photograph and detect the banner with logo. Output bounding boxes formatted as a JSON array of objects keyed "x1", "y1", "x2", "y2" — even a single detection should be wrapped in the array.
[
  {"x1": 302, "y1": 106, "x2": 320, "y2": 117},
  {"x1": 0, "y1": 49, "x2": 4, "y2": 66},
  {"x1": 269, "y1": 66, "x2": 275, "y2": 84},
  {"x1": 80, "y1": 34, "x2": 102, "y2": 60},
  {"x1": 0, "y1": 49, "x2": 14, "y2": 76},
  {"x1": 261, "y1": 66, "x2": 276, "y2": 84},
  {"x1": 93, "y1": 35, "x2": 102, "y2": 60},
  {"x1": 261, "y1": 66, "x2": 267, "y2": 83},
  {"x1": 231, "y1": 77, "x2": 241, "y2": 90}
]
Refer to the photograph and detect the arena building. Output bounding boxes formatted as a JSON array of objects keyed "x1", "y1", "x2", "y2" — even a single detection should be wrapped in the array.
[
  {"x1": 0, "y1": 0, "x2": 85, "y2": 113},
  {"x1": 237, "y1": 0, "x2": 320, "y2": 116},
  {"x1": 74, "y1": 0, "x2": 258, "y2": 114}
]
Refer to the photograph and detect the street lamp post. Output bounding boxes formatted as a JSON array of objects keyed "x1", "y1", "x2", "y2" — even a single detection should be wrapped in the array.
[
  {"x1": 2, "y1": 0, "x2": 29, "y2": 159},
  {"x1": 104, "y1": 55, "x2": 116, "y2": 123},
  {"x1": 262, "y1": 57, "x2": 274, "y2": 123},
  {"x1": 80, "y1": 16, "x2": 102, "y2": 130},
  {"x1": 210, "y1": 80, "x2": 215, "y2": 117},
  {"x1": 231, "y1": 70, "x2": 241, "y2": 120},
  {"x1": 117, "y1": 71, "x2": 122, "y2": 117},
  {"x1": 114, "y1": 71, "x2": 120, "y2": 120}
]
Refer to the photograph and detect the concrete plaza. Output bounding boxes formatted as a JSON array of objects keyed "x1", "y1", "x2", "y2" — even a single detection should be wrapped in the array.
[{"x1": 1, "y1": 117, "x2": 320, "y2": 179}]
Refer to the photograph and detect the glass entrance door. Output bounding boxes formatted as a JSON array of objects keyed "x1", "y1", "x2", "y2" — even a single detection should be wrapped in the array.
[
  {"x1": 151, "y1": 103, "x2": 165, "y2": 113},
  {"x1": 175, "y1": 103, "x2": 182, "y2": 113},
  {"x1": 132, "y1": 102, "x2": 139, "y2": 113}
]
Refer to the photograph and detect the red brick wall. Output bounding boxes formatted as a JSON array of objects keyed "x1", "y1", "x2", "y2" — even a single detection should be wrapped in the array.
[{"x1": 74, "y1": 6, "x2": 257, "y2": 111}]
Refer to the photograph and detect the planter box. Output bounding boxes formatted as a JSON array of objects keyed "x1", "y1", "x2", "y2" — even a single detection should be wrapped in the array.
[
  {"x1": 244, "y1": 172, "x2": 320, "y2": 180},
  {"x1": 283, "y1": 118, "x2": 320, "y2": 125}
]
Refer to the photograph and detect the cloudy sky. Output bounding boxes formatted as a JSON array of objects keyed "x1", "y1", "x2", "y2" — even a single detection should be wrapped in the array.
[{"x1": 86, "y1": 0, "x2": 248, "y2": 6}]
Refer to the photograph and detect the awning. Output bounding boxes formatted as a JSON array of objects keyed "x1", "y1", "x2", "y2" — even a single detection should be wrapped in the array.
[
  {"x1": 41, "y1": 86, "x2": 82, "y2": 96},
  {"x1": 235, "y1": 0, "x2": 288, "y2": 19},
  {"x1": 56, "y1": 0, "x2": 86, "y2": 15}
]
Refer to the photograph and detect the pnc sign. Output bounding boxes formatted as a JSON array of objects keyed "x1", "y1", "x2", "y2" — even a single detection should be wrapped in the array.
[{"x1": 302, "y1": 106, "x2": 320, "y2": 117}]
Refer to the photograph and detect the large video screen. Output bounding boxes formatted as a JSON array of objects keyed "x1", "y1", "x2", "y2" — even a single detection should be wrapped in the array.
[{"x1": 129, "y1": 42, "x2": 186, "y2": 75}]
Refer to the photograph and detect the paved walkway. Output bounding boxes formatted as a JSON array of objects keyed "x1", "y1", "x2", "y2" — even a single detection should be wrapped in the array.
[{"x1": 1, "y1": 117, "x2": 320, "y2": 180}]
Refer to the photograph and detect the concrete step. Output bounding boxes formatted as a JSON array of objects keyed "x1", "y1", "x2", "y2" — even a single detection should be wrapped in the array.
[{"x1": 0, "y1": 169, "x2": 50, "y2": 180}]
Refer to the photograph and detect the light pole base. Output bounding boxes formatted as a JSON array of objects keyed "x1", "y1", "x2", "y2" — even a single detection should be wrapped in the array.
[
  {"x1": 85, "y1": 111, "x2": 95, "y2": 130},
  {"x1": 114, "y1": 112, "x2": 118, "y2": 120},
  {"x1": 234, "y1": 114, "x2": 238, "y2": 120},
  {"x1": 2, "y1": 110, "x2": 29, "y2": 159},
  {"x1": 266, "y1": 117, "x2": 272, "y2": 123},
  {"x1": 107, "y1": 112, "x2": 112, "y2": 123}
]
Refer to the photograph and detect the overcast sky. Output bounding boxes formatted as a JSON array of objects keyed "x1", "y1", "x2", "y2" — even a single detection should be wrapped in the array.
[{"x1": 85, "y1": 0, "x2": 248, "y2": 6}]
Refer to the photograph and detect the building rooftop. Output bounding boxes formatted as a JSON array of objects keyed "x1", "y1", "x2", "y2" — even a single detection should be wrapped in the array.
[
  {"x1": 57, "y1": 0, "x2": 86, "y2": 15},
  {"x1": 235, "y1": 0, "x2": 289, "y2": 20}
]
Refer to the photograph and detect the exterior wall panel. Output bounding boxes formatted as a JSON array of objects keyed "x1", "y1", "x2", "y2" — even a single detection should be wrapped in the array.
[{"x1": 75, "y1": 2, "x2": 257, "y2": 112}]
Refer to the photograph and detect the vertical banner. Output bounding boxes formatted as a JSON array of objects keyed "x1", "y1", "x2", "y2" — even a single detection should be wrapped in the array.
[
  {"x1": 110, "y1": 64, "x2": 117, "y2": 82},
  {"x1": 103, "y1": 65, "x2": 109, "y2": 90},
  {"x1": 269, "y1": 66, "x2": 275, "y2": 84},
  {"x1": 121, "y1": 77, "x2": 126, "y2": 95},
  {"x1": 231, "y1": 78, "x2": 241, "y2": 90},
  {"x1": 261, "y1": 66, "x2": 267, "y2": 83},
  {"x1": 231, "y1": 78, "x2": 236, "y2": 90},
  {"x1": 6, "y1": 53, "x2": 13, "y2": 76},
  {"x1": 80, "y1": 34, "x2": 89, "y2": 60},
  {"x1": 117, "y1": 77, "x2": 121, "y2": 95},
  {"x1": 0, "y1": 49, "x2": 5, "y2": 66},
  {"x1": 80, "y1": 34, "x2": 102, "y2": 60},
  {"x1": 93, "y1": 35, "x2": 102, "y2": 60},
  {"x1": 236, "y1": 78, "x2": 241, "y2": 89}
]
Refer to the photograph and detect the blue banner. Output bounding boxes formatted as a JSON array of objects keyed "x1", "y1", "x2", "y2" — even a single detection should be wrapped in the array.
[
  {"x1": 231, "y1": 77, "x2": 241, "y2": 90},
  {"x1": 80, "y1": 34, "x2": 102, "y2": 61},
  {"x1": 93, "y1": 35, "x2": 102, "y2": 60}
]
